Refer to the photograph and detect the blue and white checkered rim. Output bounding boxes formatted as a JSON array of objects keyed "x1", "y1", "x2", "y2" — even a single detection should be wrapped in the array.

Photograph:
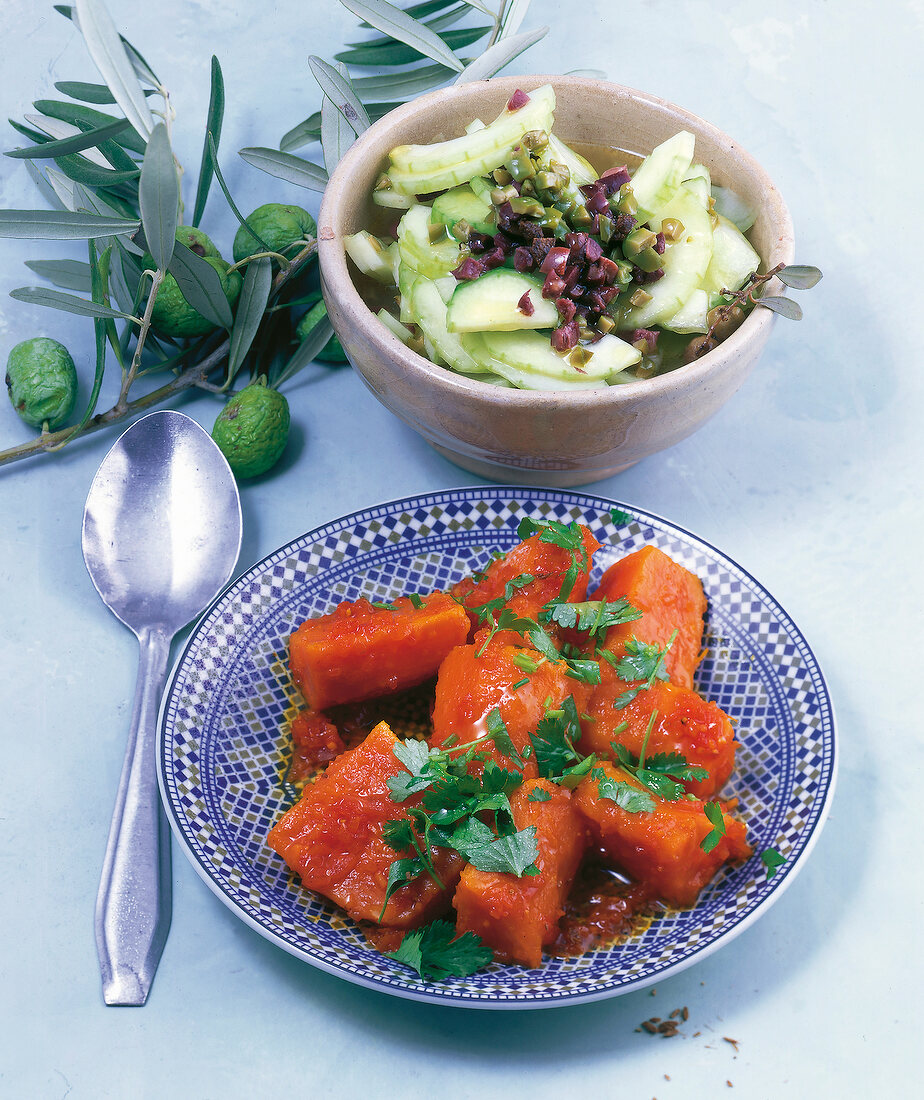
[{"x1": 157, "y1": 488, "x2": 837, "y2": 1008}]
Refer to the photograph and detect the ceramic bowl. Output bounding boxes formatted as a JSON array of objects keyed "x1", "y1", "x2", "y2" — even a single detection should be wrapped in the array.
[{"x1": 318, "y1": 75, "x2": 793, "y2": 487}]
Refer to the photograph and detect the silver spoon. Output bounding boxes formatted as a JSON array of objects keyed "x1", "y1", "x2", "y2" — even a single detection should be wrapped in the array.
[{"x1": 82, "y1": 410, "x2": 242, "y2": 1005}]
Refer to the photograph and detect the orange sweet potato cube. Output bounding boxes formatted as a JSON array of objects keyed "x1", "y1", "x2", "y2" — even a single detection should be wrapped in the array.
[
  {"x1": 289, "y1": 592, "x2": 470, "y2": 710},
  {"x1": 268, "y1": 722, "x2": 462, "y2": 928},
  {"x1": 574, "y1": 762, "x2": 751, "y2": 908},
  {"x1": 592, "y1": 545, "x2": 707, "y2": 689},
  {"x1": 453, "y1": 779, "x2": 588, "y2": 967}
]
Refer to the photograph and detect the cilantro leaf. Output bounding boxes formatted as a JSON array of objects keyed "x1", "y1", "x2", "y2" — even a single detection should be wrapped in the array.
[
  {"x1": 563, "y1": 657, "x2": 602, "y2": 685},
  {"x1": 381, "y1": 818, "x2": 415, "y2": 853},
  {"x1": 616, "y1": 637, "x2": 672, "y2": 683},
  {"x1": 450, "y1": 816, "x2": 539, "y2": 876},
  {"x1": 612, "y1": 744, "x2": 710, "y2": 802},
  {"x1": 610, "y1": 507, "x2": 632, "y2": 526},
  {"x1": 485, "y1": 708, "x2": 523, "y2": 767},
  {"x1": 700, "y1": 801, "x2": 727, "y2": 853},
  {"x1": 504, "y1": 573, "x2": 536, "y2": 599},
  {"x1": 380, "y1": 857, "x2": 424, "y2": 915},
  {"x1": 516, "y1": 516, "x2": 588, "y2": 601},
  {"x1": 387, "y1": 738, "x2": 441, "y2": 801},
  {"x1": 527, "y1": 788, "x2": 552, "y2": 802},
  {"x1": 475, "y1": 607, "x2": 540, "y2": 657},
  {"x1": 761, "y1": 847, "x2": 786, "y2": 880},
  {"x1": 591, "y1": 767, "x2": 655, "y2": 814},
  {"x1": 543, "y1": 598, "x2": 642, "y2": 637},
  {"x1": 529, "y1": 696, "x2": 583, "y2": 778},
  {"x1": 386, "y1": 920, "x2": 494, "y2": 980}
]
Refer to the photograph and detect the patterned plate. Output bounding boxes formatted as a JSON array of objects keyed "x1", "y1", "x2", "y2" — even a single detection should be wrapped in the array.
[{"x1": 158, "y1": 488, "x2": 836, "y2": 1008}]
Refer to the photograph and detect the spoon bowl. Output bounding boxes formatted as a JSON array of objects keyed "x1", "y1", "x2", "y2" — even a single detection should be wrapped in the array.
[{"x1": 83, "y1": 410, "x2": 242, "y2": 1005}]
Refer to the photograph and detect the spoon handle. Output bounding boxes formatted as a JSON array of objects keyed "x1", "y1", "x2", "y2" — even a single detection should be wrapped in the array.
[{"x1": 95, "y1": 626, "x2": 173, "y2": 1006}]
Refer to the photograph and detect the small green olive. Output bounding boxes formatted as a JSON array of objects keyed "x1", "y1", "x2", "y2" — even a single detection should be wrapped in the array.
[
  {"x1": 211, "y1": 379, "x2": 290, "y2": 479},
  {"x1": 296, "y1": 301, "x2": 348, "y2": 364},
  {"x1": 232, "y1": 203, "x2": 317, "y2": 264},
  {"x1": 5, "y1": 336, "x2": 78, "y2": 430}
]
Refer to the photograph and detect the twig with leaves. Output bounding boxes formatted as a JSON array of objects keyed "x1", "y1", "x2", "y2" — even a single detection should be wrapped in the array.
[{"x1": 0, "y1": 0, "x2": 549, "y2": 472}]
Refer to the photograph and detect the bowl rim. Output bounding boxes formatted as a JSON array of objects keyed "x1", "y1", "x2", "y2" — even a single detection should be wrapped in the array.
[{"x1": 318, "y1": 74, "x2": 795, "y2": 409}]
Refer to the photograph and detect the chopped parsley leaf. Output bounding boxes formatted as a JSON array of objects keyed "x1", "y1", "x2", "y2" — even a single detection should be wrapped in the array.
[
  {"x1": 700, "y1": 801, "x2": 727, "y2": 853},
  {"x1": 386, "y1": 920, "x2": 494, "y2": 980},
  {"x1": 761, "y1": 847, "x2": 786, "y2": 879},
  {"x1": 591, "y1": 766, "x2": 655, "y2": 813}
]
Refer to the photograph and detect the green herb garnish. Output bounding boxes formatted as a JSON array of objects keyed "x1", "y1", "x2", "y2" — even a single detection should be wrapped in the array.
[
  {"x1": 761, "y1": 847, "x2": 786, "y2": 879},
  {"x1": 386, "y1": 920, "x2": 494, "y2": 980}
]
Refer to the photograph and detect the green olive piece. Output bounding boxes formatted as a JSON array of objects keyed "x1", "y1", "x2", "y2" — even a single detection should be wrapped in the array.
[
  {"x1": 175, "y1": 225, "x2": 221, "y2": 259},
  {"x1": 211, "y1": 379, "x2": 290, "y2": 479},
  {"x1": 5, "y1": 336, "x2": 78, "y2": 429},
  {"x1": 149, "y1": 257, "x2": 242, "y2": 339},
  {"x1": 232, "y1": 203, "x2": 317, "y2": 264},
  {"x1": 296, "y1": 301, "x2": 348, "y2": 364}
]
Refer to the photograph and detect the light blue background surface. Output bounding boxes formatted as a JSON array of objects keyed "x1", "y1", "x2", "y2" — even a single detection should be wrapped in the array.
[{"x1": 1, "y1": 1, "x2": 920, "y2": 1096}]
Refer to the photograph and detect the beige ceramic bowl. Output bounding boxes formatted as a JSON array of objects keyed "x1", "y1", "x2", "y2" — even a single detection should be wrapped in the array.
[{"x1": 318, "y1": 75, "x2": 793, "y2": 487}]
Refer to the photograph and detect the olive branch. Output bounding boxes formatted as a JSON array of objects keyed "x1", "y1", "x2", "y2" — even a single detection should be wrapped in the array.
[{"x1": 0, "y1": 0, "x2": 550, "y2": 468}]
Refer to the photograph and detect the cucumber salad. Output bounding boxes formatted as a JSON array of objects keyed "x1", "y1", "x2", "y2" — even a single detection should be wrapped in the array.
[{"x1": 344, "y1": 84, "x2": 761, "y2": 391}]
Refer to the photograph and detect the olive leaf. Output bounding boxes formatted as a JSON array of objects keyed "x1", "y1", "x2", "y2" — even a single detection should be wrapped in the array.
[
  {"x1": 54, "y1": 5, "x2": 162, "y2": 87},
  {"x1": 238, "y1": 147, "x2": 329, "y2": 193},
  {"x1": 73, "y1": 0, "x2": 155, "y2": 137},
  {"x1": 22, "y1": 161, "x2": 70, "y2": 211},
  {"x1": 454, "y1": 24, "x2": 548, "y2": 83},
  {"x1": 9, "y1": 285, "x2": 138, "y2": 320},
  {"x1": 337, "y1": 0, "x2": 465, "y2": 71},
  {"x1": 274, "y1": 314, "x2": 334, "y2": 387},
  {"x1": 351, "y1": 3, "x2": 469, "y2": 49},
  {"x1": 5, "y1": 117, "x2": 133, "y2": 161},
  {"x1": 280, "y1": 102, "x2": 397, "y2": 152},
  {"x1": 0, "y1": 208, "x2": 139, "y2": 239},
  {"x1": 321, "y1": 62, "x2": 358, "y2": 172},
  {"x1": 166, "y1": 239, "x2": 233, "y2": 329},
  {"x1": 206, "y1": 133, "x2": 273, "y2": 253},
  {"x1": 32, "y1": 99, "x2": 147, "y2": 155},
  {"x1": 50, "y1": 154, "x2": 139, "y2": 190},
  {"x1": 24, "y1": 258, "x2": 94, "y2": 292},
  {"x1": 227, "y1": 258, "x2": 272, "y2": 384},
  {"x1": 778, "y1": 264, "x2": 823, "y2": 290},
  {"x1": 192, "y1": 57, "x2": 225, "y2": 228},
  {"x1": 337, "y1": 26, "x2": 486, "y2": 66},
  {"x1": 308, "y1": 56, "x2": 371, "y2": 135},
  {"x1": 499, "y1": 0, "x2": 532, "y2": 39},
  {"x1": 54, "y1": 79, "x2": 157, "y2": 105},
  {"x1": 138, "y1": 123, "x2": 178, "y2": 272},
  {"x1": 22, "y1": 114, "x2": 113, "y2": 169},
  {"x1": 758, "y1": 295, "x2": 803, "y2": 320},
  {"x1": 352, "y1": 60, "x2": 461, "y2": 97}
]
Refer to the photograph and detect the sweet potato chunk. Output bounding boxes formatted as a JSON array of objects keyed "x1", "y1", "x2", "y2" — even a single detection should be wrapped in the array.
[
  {"x1": 574, "y1": 763, "x2": 751, "y2": 908},
  {"x1": 453, "y1": 524, "x2": 601, "y2": 633},
  {"x1": 430, "y1": 637, "x2": 591, "y2": 776},
  {"x1": 592, "y1": 545, "x2": 707, "y2": 689},
  {"x1": 289, "y1": 592, "x2": 470, "y2": 710},
  {"x1": 267, "y1": 722, "x2": 462, "y2": 927},
  {"x1": 453, "y1": 779, "x2": 588, "y2": 967},
  {"x1": 580, "y1": 671, "x2": 737, "y2": 799}
]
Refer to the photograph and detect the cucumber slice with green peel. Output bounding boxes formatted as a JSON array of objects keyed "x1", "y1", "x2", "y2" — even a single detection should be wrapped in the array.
[
  {"x1": 468, "y1": 175, "x2": 493, "y2": 201},
  {"x1": 462, "y1": 332, "x2": 606, "y2": 390},
  {"x1": 396, "y1": 203, "x2": 462, "y2": 279},
  {"x1": 539, "y1": 133, "x2": 597, "y2": 187},
  {"x1": 344, "y1": 230, "x2": 398, "y2": 285},
  {"x1": 684, "y1": 162, "x2": 712, "y2": 189},
  {"x1": 376, "y1": 308, "x2": 414, "y2": 344},
  {"x1": 465, "y1": 119, "x2": 486, "y2": 134},
  {"x1": 665, "y1": 287, "x2": 709, "y2": 333},
  {"x1": 629, "y1": 130, "x2": 696, "y2": 224},
  {"x1": 408, "y1": 276, "x2": 488, "y2": 374},
  {"x1": 620, "y1": 183, "x2": 714, "y2": 329},
  {"x1": 430, "y1": 184, "x2": 496, "y2": 236},
  {"x1": 702, "y1": 214, "x2": 760, "y2": 305},
  {"x1": 434, "y1": 275, "x2": 457, "y2": 305},
  {"x1": 711, "y1": 187, "x2": 757, "y2": 233},
  {"x1": 387, "y1": 84, "x2": 556, "y2": 195},
  {"x1": 682, "y1": 173, "x2": 711, "y2": 208},
  {"x1": 398, "y1": 261, "x2": 417, "y2": 323},
  {"x1": 467, "y1": 328, "x2": 641, "y2": 387},
  {"x1": 372, "y1": 186, "x2": 416, "y2": 210},
  {"x1": 446, "y1": 269, "x2": 559, "y2": 332}
]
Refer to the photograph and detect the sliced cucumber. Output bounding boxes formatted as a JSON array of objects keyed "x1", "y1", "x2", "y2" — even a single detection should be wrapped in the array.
[
  {"x1": 468, "y1": 175, "x2": 493, "y2": 201},
  {"x1": 344, "y1": 230, "x2": 398, "y2": 285},
  {"x1": 408, "y1": 275, "x2": 487, "y2": 374},
  {"x1": 371, "y1": 186, "x2": 416, "y2": 210},
  {"x1": 665, "y1": 288, "x2": 709, "y2": 333},
  {"x1": 465, "y1": 119, "x2": 486, "y2": 134},
  {"x1": 620, "y1": 183, "x2": 714, "y2": 328},
  {"x1": 430, "y1": 184, "x2": 496, "y2": 236},
  {"x1": 445, "y1": 270, "x2": 558, "y2": 332},
  {"x1": 397, "y1": 261, "x2": 417, "y2": 323},
  {"x1": 711, "y1": 186, "x2": 757, "y2": 233},
  {"x1": 376, "y1": 308, "x2": 414, "y2": 345},
  {"x1": 465, "y1": 328, "x2": 640, "y2": 388},
  {"x1": 434, "y1": 275, "x2": 457, "y2": 305},
  {"x1": 396, "y1": 203, "x2": 461, "y2": 279},
  {"x1": 629, "y1": 130, "x2": 696, "y2": 224},
  {"x1": 539, "y1": 133, "x2": 597, "y2": 187},
  {"x1": 387, "y1": 84, "x2": 556, "y2": 195},
  {"x1": 702, "y1": 214, "x2": 760, "y2": 306}
]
